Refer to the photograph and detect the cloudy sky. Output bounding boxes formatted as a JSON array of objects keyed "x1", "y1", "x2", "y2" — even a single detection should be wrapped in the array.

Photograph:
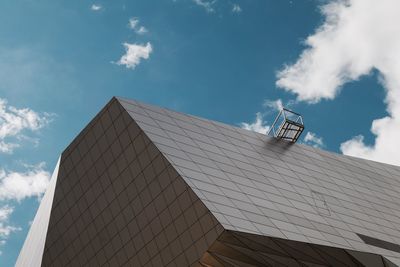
[{"x1": 1, "y1": 0, "x2": 399, "y2": 265}]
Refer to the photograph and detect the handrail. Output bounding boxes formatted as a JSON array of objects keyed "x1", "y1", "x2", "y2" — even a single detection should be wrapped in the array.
[{"x1": 267, "y1": 107, "x2": 305, "y2": 143}]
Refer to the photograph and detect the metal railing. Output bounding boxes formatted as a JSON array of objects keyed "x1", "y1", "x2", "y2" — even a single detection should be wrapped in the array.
[{"x1": 267, "y1": 108, "x2": 304, "y2": 143}]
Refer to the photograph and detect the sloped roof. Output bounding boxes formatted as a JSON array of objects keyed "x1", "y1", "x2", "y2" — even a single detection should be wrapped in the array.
[{"x1": 118, "y1": 97, "x2": 400, "y2": 265}]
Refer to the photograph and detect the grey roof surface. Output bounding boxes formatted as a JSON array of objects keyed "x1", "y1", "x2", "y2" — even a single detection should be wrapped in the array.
[{"x1": 118, "y1": 97, "x2": 400, "y2": 265}]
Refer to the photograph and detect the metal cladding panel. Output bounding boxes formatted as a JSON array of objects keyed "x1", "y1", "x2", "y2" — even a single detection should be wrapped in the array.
[
  {"x1": 200, "y1": 230, "x2": 398, "y2": 267},
  {"x1": 15, "y1": 157, "x2": 61, "y2": 267},
  {"x1": 118, "y1": 97, "x2": 400, "y2": 265},
  {"x1": 40, "y1": 99, "x2": 223, "y2": 266}
]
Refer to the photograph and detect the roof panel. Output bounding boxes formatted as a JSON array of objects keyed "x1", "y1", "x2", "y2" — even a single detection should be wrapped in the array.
[{"x1": 117, "y1": 97, "x2": 400, "y2": 262}]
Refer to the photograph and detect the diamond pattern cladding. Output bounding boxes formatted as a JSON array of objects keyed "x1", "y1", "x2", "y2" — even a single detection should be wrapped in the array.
[
  {"x1": 118, "y1": 97, "x2": 400, "y2": 266},
  {"x1": 41, "y1": 98, "x2": 224, "y2": 267}
]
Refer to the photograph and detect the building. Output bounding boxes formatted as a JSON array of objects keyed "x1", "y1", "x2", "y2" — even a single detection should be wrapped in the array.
[{"x1": 16, "y1": 97, "x2": 400, "y2": 266}]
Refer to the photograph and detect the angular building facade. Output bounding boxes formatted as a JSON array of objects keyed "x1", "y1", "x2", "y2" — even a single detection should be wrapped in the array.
[{"x1": 16, "y1": 97, "x2": 400, "y2": 266}]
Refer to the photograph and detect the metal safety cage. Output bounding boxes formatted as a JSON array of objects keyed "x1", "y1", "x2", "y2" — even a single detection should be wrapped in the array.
[{"x1": 268, "y1": 108, "x2": 304, "y2": 143}]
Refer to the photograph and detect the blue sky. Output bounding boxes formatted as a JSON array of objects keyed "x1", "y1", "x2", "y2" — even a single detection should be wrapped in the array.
[{"x1": 0, "y1": 0, "x2": 399, "y2": 265}]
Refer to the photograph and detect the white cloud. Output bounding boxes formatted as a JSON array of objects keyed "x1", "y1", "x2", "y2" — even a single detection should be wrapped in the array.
[
  {"x1": 0, "y1": 142, "x2": 19, "y2": 154},
  {"x1": 128, "y1": 18, "x2": 139, "y2": 29},
  {"x1": 0, "y1": 205, "x2": 21, "y2": 254},
  {"x1": 0, "y1": 206, "x2": 13, "y2": 222},
  {"x1": 0, "y1": 162, "x2": 51, "y2": 201},
  {"x1": 0, "y1": 98, "x2": 51, "y2": 154},
  {"x1": 136, "y1": 26, "x2": 149, "y2": 35},
  {"x1": 340, "y1": 117, "x2": 400, "y2": 165},
  {"x1": 304, "y1": 131, "x2": 324, "y2": 148},
  {"x1": 241, "y1": 98, "x2": 291, "y2": 135},
  {"x1": 128, "y1": 18, "x2": 148, "y2": 35},
  {"x1": 240, "y1": 112, "x2": 270, "y2": 134},
  {"x1": 0, "y1": 162, "x2": 52, "y2": 254},
  {"x1": 263, "y1": 99, "x2": 284, "y2": 111},
  {"x1": 193, "y1": 0, "x2": 216, "y2": 13},
  {"x1": 0, "y1": 206, "x2": 19, "y2": 237},
  {"x1": 116, "y1": 42, "x2": 153, "y2": 70},
  {"x1": 232, "y1": 4, "x2": 242, "y2": 13},
  {"x1": 91, "y1": 4, "x2": 102, "y2": 11},
  {"x1": 276, "y1": 0, "x2": 400, "y2": 166}
]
